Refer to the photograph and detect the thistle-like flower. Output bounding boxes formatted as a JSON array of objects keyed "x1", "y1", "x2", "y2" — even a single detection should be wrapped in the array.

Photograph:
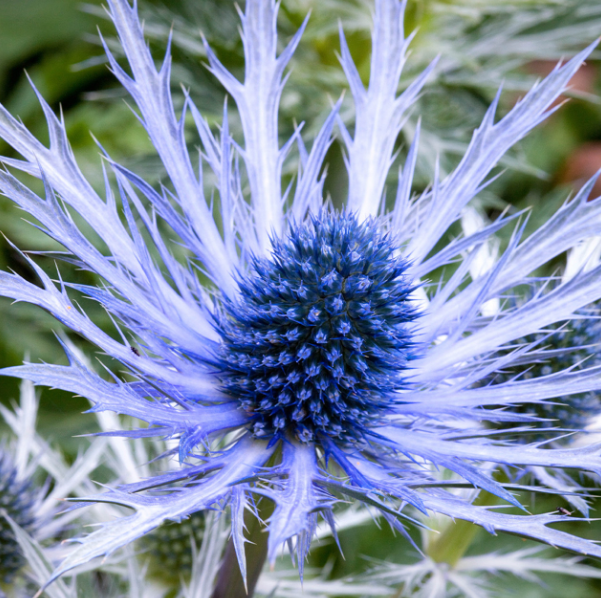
[
  {"x1": 2, "y1": 0, "x2": 601, "y2": 591},
  {"x1": 0, "y1": 380, "x2": 119, "y2": 597},
  {"x1": 482, "y1": 307, "x2": 601, "y2": 437}
]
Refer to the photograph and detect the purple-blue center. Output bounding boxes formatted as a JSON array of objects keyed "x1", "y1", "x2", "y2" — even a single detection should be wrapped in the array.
[{"x1": 218, "y1": 211, "x2": 418, "y2": 443}]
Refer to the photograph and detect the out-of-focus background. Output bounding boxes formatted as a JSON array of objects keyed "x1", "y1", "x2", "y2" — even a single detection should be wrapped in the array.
[{"x1": 2, "y1": 1, "x2": 601, "y2": 596}]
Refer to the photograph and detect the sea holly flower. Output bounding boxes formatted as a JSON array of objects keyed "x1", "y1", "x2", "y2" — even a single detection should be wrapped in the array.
[
  {"x1": 463, "y1": 215, "x2": 601, "y2": 516},
  {"x1": 472, "y1": 221, "x2": 601, "y2": 443},
  {"x1": 2, "y1": 0, "x2": 601, "y2": 592},
  {"x1": 0, "y1": 380, "x2": 108, "y2": 597}
]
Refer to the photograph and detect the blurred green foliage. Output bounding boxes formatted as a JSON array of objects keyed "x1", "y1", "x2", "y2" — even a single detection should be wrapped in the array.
[{"x1": 0, "y1": 0, "x2": 101, "y2": 421}]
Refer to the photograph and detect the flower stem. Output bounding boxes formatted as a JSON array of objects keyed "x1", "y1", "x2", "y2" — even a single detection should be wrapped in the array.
[
  {"x1": 427, "y1": 491, "x2": 498, "y2": 567},
  {"x1": 426, "y1": 516, "x2": 482, "y2": 568},
  {"x1": 211, "y1": 498, "x2": 274, "y2": 598}
]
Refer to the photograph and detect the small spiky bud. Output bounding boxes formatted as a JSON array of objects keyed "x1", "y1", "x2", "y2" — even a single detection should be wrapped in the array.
[{"x1": 139, "y1": 513, "x2": 205, "y2": 580}]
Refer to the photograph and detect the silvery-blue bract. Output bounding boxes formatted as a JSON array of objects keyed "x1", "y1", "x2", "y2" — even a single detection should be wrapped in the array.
[{"x1": 1, "y1": 0, "x2": 601, "y2": 586}]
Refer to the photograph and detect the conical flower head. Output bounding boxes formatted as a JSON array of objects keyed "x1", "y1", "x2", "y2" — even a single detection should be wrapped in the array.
[
  {"x1": 1, "y1": 0, "x2": 601, "y2": 590},
  {"x1": 218, "y1": 210, "x2": 417, "y2": 443}
]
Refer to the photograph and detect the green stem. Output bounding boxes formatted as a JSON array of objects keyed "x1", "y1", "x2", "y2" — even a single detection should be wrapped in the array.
[
  {"x1": 211, "y1": 498, "x2": 274, "y2": 598},
  {"x1": 427, "y1": 491, "x2": 499, "y2": 568},
  {"x1": 426, "y1": 517, "x2": 482, "y2": 568}
]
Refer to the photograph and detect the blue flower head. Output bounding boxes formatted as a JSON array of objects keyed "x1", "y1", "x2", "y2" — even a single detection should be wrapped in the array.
[
  {"x1": 218, "y1": 210, "x2": 417, "y2": 444},
  {"x1": 2, "y1": 0, "x2": 601, "y2": 588}
]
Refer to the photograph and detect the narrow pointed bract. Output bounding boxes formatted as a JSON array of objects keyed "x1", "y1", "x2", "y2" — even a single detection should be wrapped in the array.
[{"x1": 1, "y1": 0, "x2": 601, "y2": 591}]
